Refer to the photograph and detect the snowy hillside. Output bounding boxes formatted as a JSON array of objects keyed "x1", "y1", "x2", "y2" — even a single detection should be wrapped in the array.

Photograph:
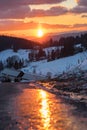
[
  {"x1": 0, "y1": 49, "x2": 87, "y2": 78},
  {"x1": 0, "y1": 49, "x2": 31, "y2": 63},
  {"x1": 22, "y1": 51, "x2": 87, "y2": 78},
  {"x1": 0, "y1": 48, "x2": 57, "y2": 62}
]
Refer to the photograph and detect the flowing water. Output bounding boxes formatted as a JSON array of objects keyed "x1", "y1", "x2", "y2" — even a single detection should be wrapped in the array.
[{"x1": 0, "y1": 83, "x2": 87, "y2": 130}]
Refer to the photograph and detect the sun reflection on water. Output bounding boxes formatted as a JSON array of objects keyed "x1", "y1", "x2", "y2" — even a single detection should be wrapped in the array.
[
  {"x1": 8, "y1": 86, "x2": 87, "y2": 130},
  {"x1": 39, "y1": 90, "x2": 51, "y2": 129}
]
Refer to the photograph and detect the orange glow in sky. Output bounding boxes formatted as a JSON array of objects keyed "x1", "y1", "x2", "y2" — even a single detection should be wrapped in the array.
[{"x1": 0, "y1": 0, "x2": 87, "y2": 39}]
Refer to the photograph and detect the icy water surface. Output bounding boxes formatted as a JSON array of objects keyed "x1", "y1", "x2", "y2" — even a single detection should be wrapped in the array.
[{"x1": 0, "y1": 83, "x2": 87, "y2": 130}]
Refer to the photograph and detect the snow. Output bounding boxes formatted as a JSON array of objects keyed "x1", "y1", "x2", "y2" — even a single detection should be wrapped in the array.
[
  {"x1": 17, "y1": 49, "x2": 31, "y2": 60},
  {"x1": 22, "y1": 51, "x2": 87, "y2": 78},
  {"x1": 0, "y1": 49, "x2": 31, "y2": 62},
  {"x1": 44, "y1": 46, "x2": 63, "y2": 55},
  {"x1": 74, "y1": 44, "x2": 82, "y2": 48},
  {"x1": 1, "y1": 48, "x2": 87, "y2": 78},
  {"x1": 79, "y1": 59, "x2": 87, "y2": 70},
  {"x1": 44, "y1": 47, "x2": 57, "y2": 55}
]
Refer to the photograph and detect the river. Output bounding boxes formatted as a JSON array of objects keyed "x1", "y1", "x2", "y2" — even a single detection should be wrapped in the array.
[{"x1": 0, "y1": 83, "x2": 87, "y2": 130}]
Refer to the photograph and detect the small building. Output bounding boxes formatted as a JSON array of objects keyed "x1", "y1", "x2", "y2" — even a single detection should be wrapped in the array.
[
  {"x1": 1, "y1": 68, "x2": 46, "y2": 82},
  {"x1": 1, "y1": 68, "x2": 22, "y2": 81}
]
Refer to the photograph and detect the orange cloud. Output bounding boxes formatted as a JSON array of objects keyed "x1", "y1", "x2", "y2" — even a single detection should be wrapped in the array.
[{"x1": 0, "y1": 20, "x2": 87, "y2": 31}]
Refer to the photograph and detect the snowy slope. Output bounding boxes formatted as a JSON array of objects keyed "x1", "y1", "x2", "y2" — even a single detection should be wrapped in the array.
[
  {"x1": 22, "y1": 51, "x2": 87, "y2": 78},
  {"x1": 79, "y1": 59, "x2": 87, "y2": 70},
  {"x1": 1, "y1": 49, "x2": 87, "y2": 78},
  {"x1": 0, "y1": 48, "x2": 57, "y2": 62},
  {"x1": 0, "y1": 49, "x2": 31, "y2": 62}
]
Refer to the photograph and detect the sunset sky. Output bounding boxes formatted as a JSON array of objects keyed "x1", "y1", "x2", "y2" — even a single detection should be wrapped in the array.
[{"x1": 0, "y1": 0, "x2": 87, "y2": 40}]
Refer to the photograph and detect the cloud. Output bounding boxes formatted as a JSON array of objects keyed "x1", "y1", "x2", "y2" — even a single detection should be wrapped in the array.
[
  {"x1": 0, "y1": 21, "x2": 69, "y2": 31},
  {"x1": 0, "y1": 0, "x2": 66, "y2": 9},
  {"x1": 43, "y1": 23, "x2": 70, "y2": 29},
  {"x1": 0, "y1": 6, "x2": 68, "y2": 19},
  {"x1": 71, "y1": 6, "x2": 87, "y2": 13},
  {"x1": 0, "y1": 0, "x2": 67, "y2": 19},
  {"x1": 70, "y1": 0, "x2": 87, "y2": 14},
  {"x1": 82, "y1": 15, "x2": 87, "y2": 18},
  {"x1": 0, "y1": 21, "x2": 37, "y2": 31},
  {"x1": 1, "y1": 6, "x2": 32, "y2": 19},
  {"x1": 0, "y1": 6, "x2": 31, "y2": 19},
  {"x1": 43, "y1": 23, "x2": 87, "y2": 30},
  {"x1": 30, "y1": 6, "x2": 68, "y2": 17},
  {"x1": 0, "y1": 20, "x2": 87, "y2": 31},
  {"x1": 73, "y1": 23, "x2": 87, "y2": 28},
  {"x1": 77, "y1": 0, "x2": 87, "y2": 6}
]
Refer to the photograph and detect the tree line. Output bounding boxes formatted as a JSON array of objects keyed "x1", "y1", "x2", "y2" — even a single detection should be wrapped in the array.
[
  {"x1": 0, "y1": 35, "x2": 39, "y2": 51},
  {"x1": 43, "y1": 33, "x2": 87, "y2": 48},
  {"x1": 28, "y1": 33, "x2": 87, "y2": 61}
]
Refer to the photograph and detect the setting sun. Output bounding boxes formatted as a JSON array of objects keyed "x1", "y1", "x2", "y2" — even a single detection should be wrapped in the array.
[{"x1": 37, "y1": 29, "x2": 44, "y2": 38}]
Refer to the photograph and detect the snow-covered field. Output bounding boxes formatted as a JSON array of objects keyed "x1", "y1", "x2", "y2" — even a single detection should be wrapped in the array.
[{"x1": 1, "y1": 49, "x2": 87, "y2": 78}]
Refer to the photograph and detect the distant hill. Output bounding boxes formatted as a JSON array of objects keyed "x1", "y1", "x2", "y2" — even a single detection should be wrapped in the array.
[
  {"x1": 0, "y1": 35, "x2": 40, "y2": 51},
  {"x1": 42, "y1": 31, "x2": 87, "y2": 48},
  {"x1": 47, "y1": 31, "x2": 87, "y2": 41},
  {"x1": 0, "y1": 31, "x2": 87, "y2": 51}
]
